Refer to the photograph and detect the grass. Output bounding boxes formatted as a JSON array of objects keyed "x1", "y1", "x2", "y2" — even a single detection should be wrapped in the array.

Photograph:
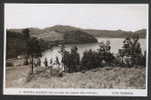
[{"x1": 6, "y1": 65, "x2": 146, "y2": 89}]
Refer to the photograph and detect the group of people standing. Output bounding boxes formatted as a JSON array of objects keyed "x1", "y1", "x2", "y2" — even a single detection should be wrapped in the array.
[
  {"x1": 118, "y1": 34, "x2": 145, "y2": 66},
  {"x1": 97, "y1": 40, "x2": 114, "y2": 65},
  {"x1": 43, "y1": 56, "x2": 60, "y2": 68},
  {"x1": 122, "y1": 35, "x2": 142, "y2": 56},
  {"x1": 32, "y1": 56, "x2": 61, "y2": 69},
  {"x1": 98, "y1": 40, "x2": 111, "y2": 54}
]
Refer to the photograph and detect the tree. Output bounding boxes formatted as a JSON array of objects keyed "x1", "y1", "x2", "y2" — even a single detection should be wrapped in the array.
[
  {"x1": 81, "y1": 49, "x2": 102, "y2": 70},
  {"x1": 22, "y1": 28, "x2": 30, "y2": 65},
  {"x1": 58, "y1": 44, "x2": 66, "y2": 55},
  {"x1": 70, "y1": 46, "x2": 80, "y2": 72},
  {"x1": 27, "y1": 37, "x2": 42, "y2": 74},
  {"x1": 23, "y1": 28, "x2": 30, "y2": 39},
  {"x1": 60, "y1": 46, "x2": 80, "y2": 73},
  {"x1": 119, "y1": 34, "x2": 143, "y2": 66},
  {"x1": 130, "y1": 34, "x2": 143, "y2": 65}
]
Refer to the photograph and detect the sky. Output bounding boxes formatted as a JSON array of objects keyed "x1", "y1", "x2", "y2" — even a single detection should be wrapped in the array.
[{"x1": 5, "y1": 4, "x2": 148, "y2": 31}]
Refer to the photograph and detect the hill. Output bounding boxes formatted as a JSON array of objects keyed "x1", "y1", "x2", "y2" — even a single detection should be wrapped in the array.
[
  {"x1": 7, "y1": 25, "x2": 98, "y2": 43},
  {"x1": 6, "y1": 25, "x2": 98, "y2": 58},
  {"x1": 134, "y1": 29, "x2": 146, "y2": 38},
  {"x1": 84, "y1": 29, "x2": 146, "y2": 38},
  {"x1": 7, "y1": 25, "x2": 146, "y2": 40}
]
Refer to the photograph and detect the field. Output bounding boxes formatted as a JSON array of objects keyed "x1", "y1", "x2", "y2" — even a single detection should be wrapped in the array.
[{"x1": 6, "y1": 64, "x2": 146, "y2": 89}]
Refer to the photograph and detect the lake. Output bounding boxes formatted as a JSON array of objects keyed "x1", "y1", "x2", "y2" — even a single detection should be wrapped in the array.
[{"x1": 41, "y1": 37, "x2": 146, "y2": 66}]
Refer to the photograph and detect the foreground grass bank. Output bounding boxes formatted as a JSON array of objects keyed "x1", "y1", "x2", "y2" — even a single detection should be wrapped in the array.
[{"x1": 6, "y1": 65, "x2": 145, "y2": 89}]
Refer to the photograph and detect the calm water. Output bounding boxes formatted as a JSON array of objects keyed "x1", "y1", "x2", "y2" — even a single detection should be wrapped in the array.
[{"x1": 41, "y1": 38, "x2": 146, "y2": 66}]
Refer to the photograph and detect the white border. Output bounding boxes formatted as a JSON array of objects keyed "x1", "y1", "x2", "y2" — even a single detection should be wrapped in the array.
[{"x1": 3, "y1": 3, "x2": 149, "y2": 96}]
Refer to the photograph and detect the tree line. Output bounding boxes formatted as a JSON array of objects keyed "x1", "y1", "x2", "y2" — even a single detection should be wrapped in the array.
[
  {"x1": 23, "y1": 29, "x2": 146, "y2": 74},
  {"x1": 7, "y1": 28, "x2": 146, "y2": 74},
  {"x1": 59, "y1": 33, "x2": 146, "y2": 73}
]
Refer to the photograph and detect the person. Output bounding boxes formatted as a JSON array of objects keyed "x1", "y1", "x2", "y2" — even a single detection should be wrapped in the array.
[
  {"x1": 123, "y1": 37, "x2": 130, "y2": 48},
  {"x1": 59, "y1": 44, "x2": 65, "y2": 55},
  {"x1": 37, "y1": 57, "x2": 41, "y2": 67},
  {"x1": 132, "y1": 35, "x2": 141, "y2": 55},
  {"x1": 33, "y1": 58, "x2": 38, "y2": 67},
  {"x1": 98, "y1": 41, "x2": 105, "y2": 54},
  {"x1": 105, "y1": 40, "x2": 111, "y2": 53},
  {"x1": 49, "y1": 58, "x2": 53, "y2": 69},
  {"x1": 123, "y1": 53, "x2": 133, "y2": 67},
  {"x1": 98, "y1": 41, "x2": 106, "y2": 63},
  {"x1": 131, "y1": 34, "x2": 142, "y2": 65},
  {"x1": 123, "y1": 37, "x2": 131, "y2": 55},
  {"x1": 55, "y1": 56, "x2": 60, "y2": 65},
  {"x1": 104, "y1": 40, "x2": 114, "y2": 65},
  {"x1": 44, "y1": 58, "x2": 48, "y2": 67},
  {"x1": 49, "y1": 58, "x2": 53, "y2": 76}
]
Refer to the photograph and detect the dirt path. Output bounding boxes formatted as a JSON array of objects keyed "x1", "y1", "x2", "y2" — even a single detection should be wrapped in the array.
[{"x1": 6, "y1": 65, "x2": 31, "y2": 88}]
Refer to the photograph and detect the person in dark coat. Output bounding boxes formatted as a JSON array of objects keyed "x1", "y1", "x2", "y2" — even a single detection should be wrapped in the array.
[
  {"x1": 44, "y1": 58, "x2": 48, "y2": 67},
  {"x1": 105, "y1": 40, "x2": 111, "y2": 53},
  {"x1": 61, "y1": 50, "x2": 70, "y2": 72},
  {"x1": 55, "y1": 56, "x2": 60, "y2": 65},
  {"x1": 37, "y1": 57, "x2": 41, "y2": 67}
]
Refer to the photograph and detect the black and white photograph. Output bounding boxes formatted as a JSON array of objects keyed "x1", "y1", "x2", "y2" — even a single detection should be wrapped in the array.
[{"x1": 4, "y1": 4, "x2": 148, "y2": 96}]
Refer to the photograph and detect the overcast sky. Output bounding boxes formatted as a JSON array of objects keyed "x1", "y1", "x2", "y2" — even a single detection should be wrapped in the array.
[{"x1": 5, "y1": 4, "x2": 148, "y2": 31}]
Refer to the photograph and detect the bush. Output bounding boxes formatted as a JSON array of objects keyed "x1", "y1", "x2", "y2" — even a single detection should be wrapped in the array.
[
  {"x1": 6, "y1": 61, "x2": 13, "y2": 66},
  {"x1": 118, "y1": 34, "x2": 145, "y2": 66},
  {"x1": 81, "y1": 49, "x2": 102, "y2": 70},
  {"x1": 61, "y1": 46, "x2": 80, "y2": 73}
]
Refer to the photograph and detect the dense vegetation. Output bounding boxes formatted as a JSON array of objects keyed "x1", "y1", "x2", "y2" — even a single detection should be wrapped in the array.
[
  {"x1": 63, "y1": 30, "x2": 97, "y2": 44},
  {"x1": 6, "y1": 26, "x2": 146, "y2": 89},
  {"x1": 7, "y1": 31, "x2": 26, "y2": 58},
  {"x1": 7, "y1": 30, "x2": 49, "y2": 59},
  {"x1": 7, "y1": 25, "x2": 146, "y2": 74},
  {"x1": 60, "y1": 34, "x2": 146, "y2": 73}
]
